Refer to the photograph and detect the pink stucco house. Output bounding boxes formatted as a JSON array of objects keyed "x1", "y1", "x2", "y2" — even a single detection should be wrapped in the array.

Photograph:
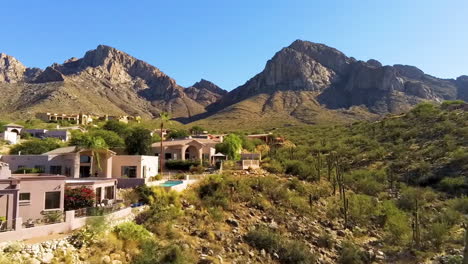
[{"x1": 0, "y1": 162, "x2": 66, "y2": 230}]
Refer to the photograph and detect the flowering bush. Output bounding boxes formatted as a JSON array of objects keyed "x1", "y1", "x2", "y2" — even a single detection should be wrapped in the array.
[{"x1": 65, "y1": 186, "x2": 95, "y2": 211}]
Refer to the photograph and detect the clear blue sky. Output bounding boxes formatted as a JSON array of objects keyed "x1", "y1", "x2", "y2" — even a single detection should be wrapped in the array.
[{"x1": 1, "y1": 0, "x2": 467, "y2": 91}]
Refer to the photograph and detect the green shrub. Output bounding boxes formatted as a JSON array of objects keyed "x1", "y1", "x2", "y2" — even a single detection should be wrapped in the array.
[
  {"x1": 346, "y1": 169, "x2": 386, "y2": 196},
  {"x1": 245, "y1": 226, "x2": 316, "y2": 264},
  {"x1": 166, "y1": 160, "x2": 200, "y2": 171},
  {"x1": 378, "y1": 200, "x2": 411, "y2": 245},
  {"x1": 448, "y1": 197, "x2": 468, "y2": 214},
  {"x1": 317, "y1": 232, "x2": 335, "y2": 249},
  {"x1": 438, "y1": 176, "x2": 467, "y2": 195},
  {"x1": 348, "y1": 194, "x2": 378, "y2": 227},
  {"x1": 113, "y1": 222, "x2": 152, "y2": 243},
  {"x1": 425, "y1": 221, "x2": 450, "y2": 249},
  {"x1": 262, "y1": 159, "x2": 285, "y2": 173},
  {"x1": 197, "y1": 175, "x2": 229, "y2": 209},
  {"x1": 339, "y1": 241, "x2": 370, "y2": 264}
]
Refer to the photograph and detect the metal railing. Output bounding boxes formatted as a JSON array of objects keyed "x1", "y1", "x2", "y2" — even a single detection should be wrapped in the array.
[{"x1": 74, "y1": 202, "x2": 125, "y2": 218}]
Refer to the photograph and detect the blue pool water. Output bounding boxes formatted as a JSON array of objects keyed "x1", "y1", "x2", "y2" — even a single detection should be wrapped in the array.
[{"x1": 160, "y1": 180, "x2": 183, "y2": 187}]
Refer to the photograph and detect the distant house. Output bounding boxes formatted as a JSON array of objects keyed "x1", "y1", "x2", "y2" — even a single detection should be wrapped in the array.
[
  {"x1": 151, "y1": 137, "x2": 218, "y2": 165},
  {"x1": 0, "y1": 124, "x2": 23, "y2": 145},
  {"x1": 0, "y1": 162, "x2": 66, "y2": 230},
  {"x1": 37, "y1": 113, "x2": 93, "y2": 125},
  {"x1": 25, "y1": 128, "x2": 71, "y2": 142},
  {"x1": 247, "y1": 133, "x2": 284, "y2": 145},
  {"x1": 241, "y1": 152, "x2": 261, "y2": 170}
]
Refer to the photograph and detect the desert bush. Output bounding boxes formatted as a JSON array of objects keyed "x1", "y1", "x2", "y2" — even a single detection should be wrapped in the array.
[
  {"x1": 339, "y1": 241, "x2": 370, "y2": 264},
  {"x1": 425, "y1": 221, "x2": 450, "y2": 249},
  {"x1": 438, "y1": 176, "x2": 467, "y2": 195},
  {"x1": 197, "y1": 175, "x2": 230, "y2": 209},
  {"x1": 9, "y1": 138, "x2": 63, "y2": 155},
  {"x1": 346, "y1": 169, "x2": 386, "y2": 196},
  {"x1": 166, "y1": 160, "x2": 200, "y2": 171},
  {"x1": 448, "y1": 196, "x2": 468, "y2": 214},
  {"x1": 378, "y1": 200, "x2": 411, "y2": 245},
  {"x1": 245, "y1": 226, "x2": 316, "y2": 264},
  {"x1": 113, "y1": 222, "x2": 152, "y2": 243},
  {"x1": 348, "y1": 194, "x2": 378, "y2": 227},
  {"x1": 262, "y1": 159, "x2": 284, "y2": 173},
  {"x1": 317, "y1": 232, "x2": 335, "y2": 249},
  {"x1": 189, "y1": 164, "x2": 204, "y2": 174}
]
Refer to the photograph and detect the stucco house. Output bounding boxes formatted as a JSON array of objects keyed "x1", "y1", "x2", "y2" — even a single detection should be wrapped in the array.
[
  {"x1": 0, "y1": 124, "x2": 23, "y2": 145},
  {"x1": 0, "y1": 162, "x2": 66, "y2": 230},
  {"x1": 25, "y1": 129, "x2": 71, "y2": 142},
  {"x1": 151, "y1": 137, "x2": 218, "y2": 164},
  {"x1": 0, "y1": 146, "x2": 158, "y2": 190}
]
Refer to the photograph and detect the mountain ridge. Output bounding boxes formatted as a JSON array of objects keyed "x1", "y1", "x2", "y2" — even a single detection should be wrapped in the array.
[{"x1": 0, "y1": 40, "x2": 466, "y2": 127}]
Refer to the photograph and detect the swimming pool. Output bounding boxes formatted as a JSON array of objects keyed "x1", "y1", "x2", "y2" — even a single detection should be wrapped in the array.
[{"x1": 159, "y1": 180, "x2": 183, "y2": 187}]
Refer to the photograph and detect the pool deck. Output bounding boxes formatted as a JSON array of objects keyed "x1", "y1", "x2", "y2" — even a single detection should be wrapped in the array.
[{"x1": 146, "y1": 178, "x2": 200, "y2": 192}]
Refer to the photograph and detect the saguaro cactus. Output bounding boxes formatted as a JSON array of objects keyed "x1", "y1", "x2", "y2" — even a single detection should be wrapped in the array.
[{"x1": 412, "y1": 198, "x2": 421, "y2": 248}]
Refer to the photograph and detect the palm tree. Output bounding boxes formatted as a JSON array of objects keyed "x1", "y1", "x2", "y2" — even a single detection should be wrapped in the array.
[
  {"x1": 76, "y1": 135, "x2": 108, "y2": 176},
  {"x1": 158, "y1": 112, "x2": 171, "y2": 176}
]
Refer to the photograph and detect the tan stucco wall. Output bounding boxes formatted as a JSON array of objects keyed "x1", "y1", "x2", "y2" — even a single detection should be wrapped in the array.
[
  {"x1": 111, "y1": 156, "x2": 158, "y2": 178},
  {"x1": 0, "y1": 155, "x2": 76, "y2": 176},
  {"x1": 16, "y1": 178, "x2": 65, "y2": 221}
]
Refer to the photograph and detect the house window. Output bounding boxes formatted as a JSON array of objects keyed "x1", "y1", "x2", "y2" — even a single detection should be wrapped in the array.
[
  {"x1": 165, "y1": 153, "x2": 172, "y2": 160},
  {"x1": 121, "y1": 166, "x2": 137, "y2": 178},
  {"x1": 64, "y1": 167, "x2": 72, "y2": 177},
  {"x1": 50, "y1": 165, "x2": 62, "y2": 175},
  {"x1": 19, "y1": 193, "x2": 31, "y2": 201},
  {"x1": 34, "y1": 165, "x2": 45, "y2": 173},
  {"x1": 142, "y1": 166, "x2": 147, "y2": 178},
  {"x1": 105, "y1": 186, "x2": 114, "y2": 200},
  {"x1": 80, "y1": 155, "x2": 91, "y2": 163},
  {"x1": 44, "y1": 191, "x2": 61, "y2": 210}
]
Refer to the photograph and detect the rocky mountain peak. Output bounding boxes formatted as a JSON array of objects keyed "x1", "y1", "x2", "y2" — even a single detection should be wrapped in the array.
[
  {"x1": 288, "y1": 39, "x2": 354, "y2": 74},
  {"x1": 192, "y1": 79, "x2": 227, "y2": 95},
  {"x1": 0, "y1": 53, "x2": 27, "y2": 83}
]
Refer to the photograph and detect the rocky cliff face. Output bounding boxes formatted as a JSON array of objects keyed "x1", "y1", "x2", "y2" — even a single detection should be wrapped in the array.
[
  {"x1": 185, "y1": 79, "x2": 227, "y2": 106},
  {"x1": 211, "y1": 40, "x2": 465, "y2": 118},
  {"x1": 0, "y1": 53, "x2": 27, "y2": 83},
  {"x1": 0, "y1": 46, "x2": 224, "y2": 119},
  {"x1": 0, "y1": 41, "x2": 466, "y2": 124}
]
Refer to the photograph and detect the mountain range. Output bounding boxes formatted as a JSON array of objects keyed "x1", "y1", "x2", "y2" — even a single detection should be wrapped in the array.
[{"x1": 1, "y1": 40, "x2": 467, "y2": 128}]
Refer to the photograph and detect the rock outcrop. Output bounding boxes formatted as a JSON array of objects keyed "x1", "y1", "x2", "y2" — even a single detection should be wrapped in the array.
[
  {"x1": 0, "y1": 53, "x2": 27, "y2": 83},
  {"x1": 209, "y1": 40, "x2": 466, "y2": 120},
  {"x1": 185, "y1": 79, "x2": 227, "y2": 106}
]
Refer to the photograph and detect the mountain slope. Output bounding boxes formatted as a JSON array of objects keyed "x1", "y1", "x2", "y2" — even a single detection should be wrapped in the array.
[
  {"x1": 197, "y1": 40, "x2": 467, "y2": 128},
  {"x1": 0, "y1": 46, "x2": 225, "y2": 119}
]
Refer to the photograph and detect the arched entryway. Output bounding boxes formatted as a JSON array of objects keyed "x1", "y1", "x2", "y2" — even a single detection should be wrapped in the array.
[{"x1": 185, "y1": 146, "x2": 199, "y2": 160}]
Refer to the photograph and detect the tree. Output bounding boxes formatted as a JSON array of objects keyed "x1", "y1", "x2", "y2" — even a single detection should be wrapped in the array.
[
  {"x1": 103, "y1": 120, "x2": 130, "y2": 138},
  {"x1": 74, "y1": 135, "x2": 108, "y2": 172},
  {"x1": 158, "y1": 112, "x2": 171, "y2": 176},
  {"x1": 216, "y1": 134, "x2": 242, "y2": 160},
  {"x1": 9, "y1": 138, "x2": 63, "y2": 154},
  {"x1": 190, "y1": 126, "x2": 206, "y2": 135},
  {"x1": 167, "y1": 129, "x2": 189, "y2": 139},
  {"x1": 125, "y1": 127, "x2": 152, "y2": 155},
  {"x1": 64, "y1": 186, "x2": 95, "y2": 210},
  {"x1": 89, "y1": 130, "x2": 125, "y2": 148}
]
